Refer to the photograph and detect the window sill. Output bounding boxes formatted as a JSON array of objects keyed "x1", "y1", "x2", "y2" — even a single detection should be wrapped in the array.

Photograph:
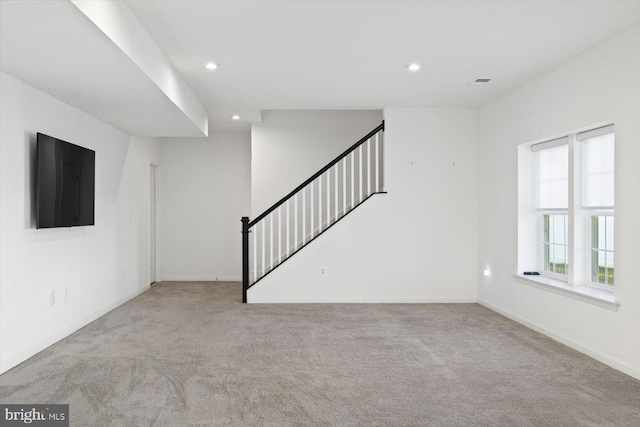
[{"x1": 513, "y1": 274, "x2": 619, "y2": 311}]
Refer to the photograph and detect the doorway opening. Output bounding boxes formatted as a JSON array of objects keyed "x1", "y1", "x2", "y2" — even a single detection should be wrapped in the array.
[{"x1": 150, "y1": 164, "x2": 157, "y2": 284}]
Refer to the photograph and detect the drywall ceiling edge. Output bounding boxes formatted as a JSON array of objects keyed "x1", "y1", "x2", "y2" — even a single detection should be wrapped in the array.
[{"x1": 71, "y1": 0, "x2": 208, "y2": 136}]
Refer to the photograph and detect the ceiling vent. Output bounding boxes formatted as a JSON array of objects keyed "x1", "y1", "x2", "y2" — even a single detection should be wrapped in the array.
[{"x1": 467, "y1": 78, "x2": 492, "y2": 86}]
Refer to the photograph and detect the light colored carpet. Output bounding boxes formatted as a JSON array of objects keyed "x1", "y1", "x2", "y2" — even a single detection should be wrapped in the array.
[{"x1": 0, "y1": 281, "x2": 638, "y2": 426}]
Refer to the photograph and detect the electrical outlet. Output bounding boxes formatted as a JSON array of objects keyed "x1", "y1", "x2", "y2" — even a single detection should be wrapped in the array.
[
  {"x1": 50, "y1": 290, "x2": 56, "y2": 306},
  {"x1": 320, "y1": 267, "x2": 327, "y2": 275}
]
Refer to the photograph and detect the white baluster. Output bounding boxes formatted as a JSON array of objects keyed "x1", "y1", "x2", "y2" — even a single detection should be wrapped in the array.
[
  {"x1": 294, "y1": 194, "x2": 298, "y2": 251},
  {"x1": 359, "y1": 145, "x2": 363, "y2": 203},
  {"x1": 350, "y1": 152, "x2": 355, "y2": 209},
  {"x1": 278, "y1": 208, "x2": 282, "y2": 265},
  {"x1": 341, "y1": 158, "x2": 345, "y2": 216},
  {"x1": 302, "y1": 188, "x2": 306, "y2": 245},
  {"x1": 261, "y1": 221, "x2": 265, "y2": 277},
  {"x1": 318, "y1": 175, "x2": 322, "y2": 234},
  {"x1": 253, "y1": 224, "x2": 257, "y2": 283},
  {"x1": 379, "y1": 131, "x2": 384, "y2": 191},
  {"x1": 375, "y1": 133, "x2": 379, "y2": 192},
  {"x1": 333, "y1": 166, "x2": 340, "y2": 221},
  {"x1": 329, "y1": 168, "x2": 333, "y2": 226},
  {"x1": 367, "y1": 138, "x2": 372, "y2": 196}
]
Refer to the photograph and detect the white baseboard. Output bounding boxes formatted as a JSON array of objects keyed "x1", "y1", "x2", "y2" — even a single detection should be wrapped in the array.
[
  {"x1": 0, "y1": 286, "x2": 149, "y2": 375},
  {"x1": 477, "y1": 299, "x2": 640, "y2": 380},
  {"x1": 249, "y1": 297, "x2": 478, "y2": 304},
  {"x1": 161, "y1": 277, "x2": 241, "y2": 282}
]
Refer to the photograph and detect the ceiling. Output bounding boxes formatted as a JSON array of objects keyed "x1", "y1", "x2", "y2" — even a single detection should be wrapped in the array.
[
  {"x1": 1, "y1": 1, "x2": 639, "y2": 136},
  {"x1": 0, "y1": 0, "x2": 205, "y2": 136},
  {"x1": 125, "y1": 0, "x2": 640, "y2": 110}
]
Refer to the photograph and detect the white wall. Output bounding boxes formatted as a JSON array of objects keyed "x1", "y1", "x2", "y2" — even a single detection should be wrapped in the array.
[
  {"x1": 477, "y1": 25, "x2": 640, "y2": 379},
  {"x1": 0, "y1": 72, "x2": 159, "y2": 373},
  {"x1": 118, "y1": 136, "x2": 161, "y2": 287},
  {"x1": 159, "y1": 132, "x2": 250, "y2": 281},
  {"x1": 249, "y1": 108, "x2": 478, "y2": 303},
  {"x1": 251, "y1": 110, "x2": 383, "y2": 216}
]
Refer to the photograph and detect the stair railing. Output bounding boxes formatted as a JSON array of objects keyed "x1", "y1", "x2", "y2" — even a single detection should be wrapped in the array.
[{"x1": 241, "y1": 121, "x2": 385, "y2": 302}]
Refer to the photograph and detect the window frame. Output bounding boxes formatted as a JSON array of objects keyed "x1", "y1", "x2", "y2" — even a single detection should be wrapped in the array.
[
  {"x1": 539, "y1": 210, "x2": 569, "y2": 281},
  {"x1": 586, "y1": 209, "x2": 614, "y2": 290},
  {"x1": 517, "y1": 123, "x2": 617, "y2": 308}
]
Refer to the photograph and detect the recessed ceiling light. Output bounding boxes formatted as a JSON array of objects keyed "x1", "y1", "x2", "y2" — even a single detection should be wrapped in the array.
[
  {"x1": 205, "y1": 62, "x2": 218, "y2": 70},
  {"x1": 406, "y1": 63, "x2": 421, "y2": 72},
  {"x1": 231, "y1": 115, "x2": 240, "y2": 120}
]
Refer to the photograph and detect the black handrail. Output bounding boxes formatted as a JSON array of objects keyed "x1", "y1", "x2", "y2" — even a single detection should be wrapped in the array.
[{"x1": 248, "y1": 120, "x2": 384, "y2": 228}]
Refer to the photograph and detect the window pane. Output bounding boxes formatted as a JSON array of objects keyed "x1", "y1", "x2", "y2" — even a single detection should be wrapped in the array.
[
  {"x1": 544, "y1": 243, "x2": 550, "y2": 272},
  {"x1": 537, "y1": 144, "x2": 568, "y2": 209},
  {"x1": 583, "y1": 133, "x2": 614, "y2": 207},
  {"x1": 544, "y1": 215, "x2": 550, "y2": 244},
  {"x1": 553, "y1": 215, "x2": 565, "y2": 246},
  {"x1": 590, "y1": 249, "x2": 614, "y2": 286},
  {"x1": 543, "y1": 214, "x2": 568, "y2": 276},
  {"x1": 592, "y1": 250, "x2": 606, "y2": 284},
  {"x1": 590, "y1": 215, "x2": 614, "y2": 286},
  {"x1": 599, "y1": 216, "x2": 606, "y2": 250},
  {"x1": 606, "y1": 216, "x2": 614, "y2": 251},
  {"x1": 591, "y1": 249, "x2": 599, "y2": 283},
  {"x1": 553, "y1": 244, "x2": 567, "y2": 275}
]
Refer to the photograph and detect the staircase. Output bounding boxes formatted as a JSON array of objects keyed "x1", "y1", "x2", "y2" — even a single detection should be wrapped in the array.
[{"x1": 241, "y1": 121, "x2": 385, "y2": 302}]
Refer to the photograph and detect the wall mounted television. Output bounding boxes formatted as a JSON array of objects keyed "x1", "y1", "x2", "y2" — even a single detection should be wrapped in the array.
[{"x1": 36, "y1": 133, "x2": 95, "y2": 229}]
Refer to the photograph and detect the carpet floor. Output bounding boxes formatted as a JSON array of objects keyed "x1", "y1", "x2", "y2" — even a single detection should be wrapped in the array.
[{"x1": 0, "y1": 281, "x2": 639, "y2": 426}]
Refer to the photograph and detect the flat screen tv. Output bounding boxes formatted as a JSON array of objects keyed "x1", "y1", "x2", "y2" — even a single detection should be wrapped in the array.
[{"x1": 36, "y1": 133, "x2": 95, "y2": 228}]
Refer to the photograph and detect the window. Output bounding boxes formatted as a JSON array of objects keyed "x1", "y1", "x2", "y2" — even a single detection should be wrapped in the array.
[
  {"x1": 535, "y1": 141, "x2": 568, "y2": 278},
  {"x1": 590, "y1": 213, "x2": 614, "y2": 286},
  {"x1": 520, "y1": 124, "x2": 615, "y2": 292},
  {"x1": 543, "y1": 214, "x2": 568, "y2": 276},
  {"x1": 581, "y1": 126, "x2": 615, "y2": 288}
]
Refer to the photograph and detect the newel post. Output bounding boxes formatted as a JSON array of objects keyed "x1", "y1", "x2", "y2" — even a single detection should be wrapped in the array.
[{"x1": 241, "y1": 217, "x2": 250, "y2": 303}]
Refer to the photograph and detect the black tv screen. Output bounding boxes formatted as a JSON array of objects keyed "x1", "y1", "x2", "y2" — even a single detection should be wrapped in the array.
[{"x1": 36, "y1": 133, "x2": 95, "y2": 228}]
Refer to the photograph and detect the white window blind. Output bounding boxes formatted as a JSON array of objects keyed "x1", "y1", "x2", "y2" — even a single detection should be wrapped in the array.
[
  {"x1": 582, "y1": 130, "x2": 614, "y2": 208},
  {"x1": 537, "y1": 143, "x2": 568, "y2": 209}
]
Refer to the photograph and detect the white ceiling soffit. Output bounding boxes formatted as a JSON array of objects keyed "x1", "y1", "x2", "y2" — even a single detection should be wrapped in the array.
[
  {"x1": 0, "y1": 0, "x2": 207, "y2": 137},
  {"x1": 208, "y1": 109, "x2": 262, "y2": 131},
  {"x1": 125, "y1": 0, "x2": 640, "y2": 110},
  {"x1": 70, "y1": 0, "x2": 207, "y2": 136}
]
